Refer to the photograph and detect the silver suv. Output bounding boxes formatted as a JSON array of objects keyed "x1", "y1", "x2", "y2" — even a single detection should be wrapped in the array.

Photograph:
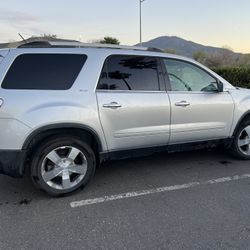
[{"x1": 0, "y1": 41, "x2": 250, "y2": 196}]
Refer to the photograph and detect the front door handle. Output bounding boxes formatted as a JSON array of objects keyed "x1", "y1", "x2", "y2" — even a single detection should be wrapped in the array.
[
  {"x1": 103, "y1": 102, "x2": 122, "y2": 109},
  {"x1": 175, "y1": 101, "x2": 190, "y2": 107}
]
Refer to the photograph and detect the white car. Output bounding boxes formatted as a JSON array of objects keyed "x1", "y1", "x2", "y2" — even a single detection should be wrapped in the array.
[{"x1": 0, "y1": 41, "x2": 249, "y2": 196}]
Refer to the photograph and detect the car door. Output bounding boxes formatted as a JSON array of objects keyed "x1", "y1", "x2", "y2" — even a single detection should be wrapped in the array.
[
  {"x1": 96, "y1": 54, "x2": 171, "y2": 151},
  {"x1": 162, "y1": 58, "x2": 234, "y2": 144}
]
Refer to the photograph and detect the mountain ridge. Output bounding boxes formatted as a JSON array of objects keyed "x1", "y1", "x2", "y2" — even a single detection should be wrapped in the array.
[
  {"x1": 0, "y1": 35, "x2": 246, "y2": 60},
  {"x1": 138, "y1": 36, "x2": 242, "y2": 58}
]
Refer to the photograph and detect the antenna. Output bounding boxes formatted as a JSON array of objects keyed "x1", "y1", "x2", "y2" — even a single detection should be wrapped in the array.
[{"x1": 18, "y1": 33, "x2": 27, "y2": 43}]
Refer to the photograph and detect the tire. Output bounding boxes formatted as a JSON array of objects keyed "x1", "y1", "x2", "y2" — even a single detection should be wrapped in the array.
[
  {"x1": 231, "y1": 119, "x2": 250, "y2": 160},
  {"x1": 30, "y1": 135, "x2": 96, "y2": 196}
]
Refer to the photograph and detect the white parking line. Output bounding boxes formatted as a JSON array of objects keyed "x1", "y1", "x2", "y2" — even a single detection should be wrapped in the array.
[{"x1": 70, "y1": 174, "x2": 250, "y2": 208}]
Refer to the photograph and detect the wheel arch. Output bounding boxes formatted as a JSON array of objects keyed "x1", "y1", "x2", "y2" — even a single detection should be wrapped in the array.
[
  {"x1": 232, "y1": 111, "x2": 250, "y2": 136},
  {"x1": 22, "y1": 123, "x2": 103, "y2": 154}
]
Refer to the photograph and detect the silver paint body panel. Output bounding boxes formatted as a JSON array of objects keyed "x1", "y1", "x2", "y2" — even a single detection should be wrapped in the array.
[
  {"x1": 0, "y1": 47, "x2": 249, "y2": 154},
  {"x1": 96, "y1": 90, "x2": 171, "y2": 150},
  {"x1": 168, "y1": 91, "x2": 234, "y2": 143}
]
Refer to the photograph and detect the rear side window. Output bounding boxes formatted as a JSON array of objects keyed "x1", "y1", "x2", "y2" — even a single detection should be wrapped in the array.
[
  {"x1": 98, "y1": 55, "x2": 162, "y2": 91},
  {"x1": 2, "y1": 54, "x2": 87, "y2": 90}
]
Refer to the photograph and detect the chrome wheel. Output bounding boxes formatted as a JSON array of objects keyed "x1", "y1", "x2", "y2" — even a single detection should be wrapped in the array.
[
  {"x1": 238, "y1": 125, "x2": 250, "y2": 155},
  {"x1": 41, "y1": 146, "x2": 88, "y2": 190}
]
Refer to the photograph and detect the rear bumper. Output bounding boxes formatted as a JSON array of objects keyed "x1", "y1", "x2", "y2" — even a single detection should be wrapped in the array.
[{"x1": 0, "y1": 150, "x2": 26, "y2": 177}]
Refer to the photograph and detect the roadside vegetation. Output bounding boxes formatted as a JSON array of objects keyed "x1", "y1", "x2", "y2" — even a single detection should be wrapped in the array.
[
  {"x1": 99, "y1": 36, "x2": 120, "y2": 45},
  {"x1": 193, "y1": 50, "x2": 250, "y2": 88},
  {"x1": 213, "y1": 67, "x2": 250, "y2": 88}
]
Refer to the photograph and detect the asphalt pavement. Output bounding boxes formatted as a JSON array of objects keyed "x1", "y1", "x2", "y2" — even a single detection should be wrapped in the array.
[{"x1": 0, "y1": 149, "x2": 250, "y2": 250}]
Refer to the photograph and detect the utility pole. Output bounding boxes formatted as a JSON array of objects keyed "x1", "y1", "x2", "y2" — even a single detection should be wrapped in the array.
[{"x1": 139, "y1": 0, "x2": 146, "y2": 46}]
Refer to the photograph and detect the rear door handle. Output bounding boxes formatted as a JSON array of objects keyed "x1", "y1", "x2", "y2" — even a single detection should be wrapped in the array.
[
  {"x1": 103, "y1": 102, "x2": 122, "y2": 109},
  {"x1": 175, "y1": 101, "x2": 190, "y2": 107}
]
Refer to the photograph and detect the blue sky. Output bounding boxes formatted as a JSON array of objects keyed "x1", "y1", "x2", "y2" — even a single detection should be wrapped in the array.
[{"x1": 0, "y1": 0, "x2": 250, "y2": 52}]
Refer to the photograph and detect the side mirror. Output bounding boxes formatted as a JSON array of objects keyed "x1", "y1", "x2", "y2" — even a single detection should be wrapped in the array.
[{"x1": 217, "y1": 81, "x2": 224, "y2": 92}]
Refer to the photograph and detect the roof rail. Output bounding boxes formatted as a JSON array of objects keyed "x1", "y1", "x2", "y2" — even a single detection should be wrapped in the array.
[
  {"x1": 17, "y1": 41, "x2": 163, "y2": 52},
  {"x1": 18, "y1": 41, "x2": 51, "y2": 48},
  {"x1": 18, "y1": 41, "x2": 149, "y2": 51}
]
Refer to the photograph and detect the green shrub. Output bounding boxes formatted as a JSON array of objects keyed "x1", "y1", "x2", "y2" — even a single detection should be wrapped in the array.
[{"x1": 213, "y1": 67, "x2": 250, "y2": 88}]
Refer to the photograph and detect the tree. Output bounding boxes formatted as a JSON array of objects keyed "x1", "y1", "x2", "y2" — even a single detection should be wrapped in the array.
[
  {"x1": 193, "y1": 51, "x2": 207, "y2": 64},
  {"x1": 100, "y1": 36, "x2": 120, "y2": 45},
  {"x1": 236, "y1": 54, "x2": 250, "y2": 67},
  {"x1": 30, "y1": 34, "x2": 58, "y2": 42},
  {"x1": 41, "y1": 34, "x2": 57, "y2": 39},
  {"x1": 193, "y1": 49, "x2": 240, "y2": 68}
]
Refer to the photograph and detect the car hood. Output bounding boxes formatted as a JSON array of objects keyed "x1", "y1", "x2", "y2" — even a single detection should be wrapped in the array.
[{"x1": 237, "y1": 87, "x2": 250, "y2": 93}]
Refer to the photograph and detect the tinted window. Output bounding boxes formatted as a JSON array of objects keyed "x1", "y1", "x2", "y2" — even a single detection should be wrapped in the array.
[
  {"x1": 98, "y1": 55, "x2": 161, "y2": 91},
  {"x1": 2, "y1": 54, "x2": 87, "y2": 90},
  {"x1": 164, "y1": 59, "x2": 218, "y2": 92}
]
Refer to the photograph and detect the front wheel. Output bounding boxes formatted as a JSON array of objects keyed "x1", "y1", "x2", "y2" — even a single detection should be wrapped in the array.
[
  {"x1": 231, "y1": 120, "x2": 250, "y2": 160},
  {"x1": 31, "y1": 136, "x2": 96, "y2": 196}
]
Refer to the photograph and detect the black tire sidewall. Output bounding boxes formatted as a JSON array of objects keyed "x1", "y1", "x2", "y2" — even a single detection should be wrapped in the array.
[
  {"x1": 31, "y1": 136, "x2": 96, "y2": 196},
  {"x1": 232, "y1": 120, "x2": 250, "y2": 160}
]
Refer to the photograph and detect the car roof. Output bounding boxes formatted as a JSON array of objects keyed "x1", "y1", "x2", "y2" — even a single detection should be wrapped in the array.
[
  {"x1": 7, "y1": 41, "x2": 235, "y2": 89},
  {"x1": 17, "y1": 41, "x2": 158, "y2": 51},
  {"x1": 14, "y1": 40, "x2": 197, "y2": 63}
]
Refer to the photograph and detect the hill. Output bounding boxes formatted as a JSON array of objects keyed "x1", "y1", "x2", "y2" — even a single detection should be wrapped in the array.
[
  {"x1": 139, "y1": 36, "x2": 240, "y2": 58},
  {"x1": 1, "y1": 35, "x2": 249, "y2": 67}
]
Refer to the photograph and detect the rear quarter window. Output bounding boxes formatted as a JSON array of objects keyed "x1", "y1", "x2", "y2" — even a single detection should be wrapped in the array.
[{"x1": 1, "y1": 54, "x2": 87, "y2": 90}]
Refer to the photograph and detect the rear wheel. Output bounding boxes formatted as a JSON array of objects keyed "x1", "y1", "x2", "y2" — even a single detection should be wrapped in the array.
[
  {"x1": 31, "y1": 136, "x2": 96, "y2": 196},
  {"x1": 231, "y1": 120, "x2": 250, "y2": 160}
]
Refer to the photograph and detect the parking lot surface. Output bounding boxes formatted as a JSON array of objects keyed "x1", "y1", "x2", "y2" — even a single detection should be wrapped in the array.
[{"x1": 1, "y1": 149, "x2": 250, "y2": 250}]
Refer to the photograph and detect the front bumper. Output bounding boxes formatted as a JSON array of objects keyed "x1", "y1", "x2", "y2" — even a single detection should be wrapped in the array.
[{"x1": 0, "y1": 150, "x2": 26, "y2": 177}]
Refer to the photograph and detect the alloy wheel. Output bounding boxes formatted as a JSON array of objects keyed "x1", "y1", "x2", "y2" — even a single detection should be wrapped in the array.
[
  {"x1": 41, "y1": 146, "x2": 88, "y2": 190},
  {"x1": 237, "y1": 125, "x2": 250, "y2": 155}
]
